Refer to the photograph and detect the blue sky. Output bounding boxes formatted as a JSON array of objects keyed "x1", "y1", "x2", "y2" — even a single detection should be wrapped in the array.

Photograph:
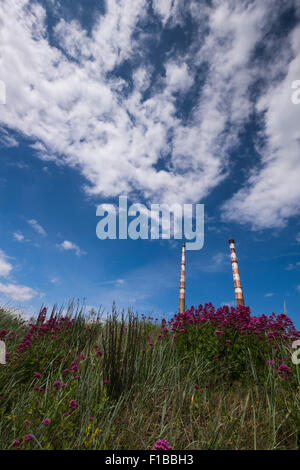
[{"x1": 0, "y1": 0, "x2": 300, "y2": 326}]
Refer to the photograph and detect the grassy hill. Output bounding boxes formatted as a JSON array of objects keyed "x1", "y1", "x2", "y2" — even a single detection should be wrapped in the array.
[{"x1": 0, "y1": 302, "x2": 299, "y2": 450}]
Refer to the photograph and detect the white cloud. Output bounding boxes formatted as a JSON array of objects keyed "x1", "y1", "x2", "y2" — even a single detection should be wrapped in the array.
[
  {"x1": 0, "y1": 248, "x2": 39, "y2": 302},
  {"x1": 165, "y1": 61, "x2": 194, "y2": 93},
  {"x1": 97, "y1": 278, "x2": 125, "y2": 287},
  {"x1": 0, "y1": 282, "x2": 37, "y2": 302},
  {"x1": 13, "y1": 231, "x2": 25, "y2": 242},
  {"x1": 222, "y1": 24, "x2": 300, "y2": 229},
  {"x1": 286, "y1": 262, "x2": 300, "y2": 270},
  {"x1": 57, "y1": 240, "x2": 85, "y2": 256},
  {"x1": 265, "y1": 293, "x2": 274, "y2": 297},
  {"x1": 28, "y1": 219, "x2": 46, "y2": 236},
  {"x1": 0, "y1": 0, "x2": 299, "y2": 229},
  {"x1": 152, "y1": 0, "x2": 183, "y2": 26},
  {"x1": 296, "y1": 233, "x2": 300, "y2": 243},
  {"x1": 0, "y1": 129, "x2": 19, "y2": 148},
  {"x1": 297, "y1": 285, "x2": 300, "y2": 293},
  {"x1": 0, "y1": 250, "x2": 13, "y2": 277}
]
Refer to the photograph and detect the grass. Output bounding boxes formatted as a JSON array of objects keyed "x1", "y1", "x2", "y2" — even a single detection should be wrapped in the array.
[{"x1": 0, "y1": 302, "x2": 299, "y2": 450}]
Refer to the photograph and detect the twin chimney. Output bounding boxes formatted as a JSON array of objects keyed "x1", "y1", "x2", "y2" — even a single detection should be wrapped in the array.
[{"x1": 178, "y1": 238, "x2": 245, "y2": 312}]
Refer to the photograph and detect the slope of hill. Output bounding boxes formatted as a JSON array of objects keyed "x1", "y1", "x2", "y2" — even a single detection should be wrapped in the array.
[{"x1": 0, "y1": 303, "x2": 299, "y2": 450}]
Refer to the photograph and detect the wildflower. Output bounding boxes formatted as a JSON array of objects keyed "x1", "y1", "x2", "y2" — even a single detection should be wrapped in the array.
[
  {"x1": 24, "y1": 420, "x2": 30, "y2": 426},
  {"x1": 33, "y1": 372, "x2": 41, "y2": 378},
  {"x1": 89, "y1": 417, "x2": 95, "y2": 422},
  {"x1": 68, "y1": 400, "x2": 79, "y2": 410},
  {"x1": 96, "y1": 350, "x2": 103, "y2": 356},
  {"x1": 71, "y1": 376, "x2": 80, "y2": 381},
  {"x1": 0, "y1": 329, "x2": 8, "y2": 338},
  {"x1": 153, "y1": 439, "x2": 173, "y2": 450},
  {"x1": 24, "y1": 434, "x2": 33, "y2": 442},
  {"x1": 33, "y1": 386, "x2": 40, "y2": 391},
  {"x1": 53, "y1": 381, "x2": 62, "y2": 389},
  {"x1": 103, "y1": 379, "x2": 109, "y2": 385},
  {"x1": 194, "y1": 385, "x2": 199, "y2": 390},
  {"x1": 278, "y1": 363, "x2": 291, "y2": 373},
  {"x1": 37, "y1": 307, "x2": 47, "y2": 323},
  {"x1": 71, "y1": 361, "x2": 79, "y2": 372},
  {"x1": 266, "y1": 360, "x2": 275, "y2": 366},
  {"x1": 42, "y1": 418, "x2": 51, "y2": 426},
  {"x1": 12, "y1": 440, "x2": 21, "y2": 447},
  {"x1": 278, "y1": 363, "x2": 291, "y2": 379}
]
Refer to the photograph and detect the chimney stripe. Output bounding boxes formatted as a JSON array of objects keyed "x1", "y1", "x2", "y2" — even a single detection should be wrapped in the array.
[
  {"x1": 228, "y1": 238, "x2": 245, "y2": 307},
  {"x1": 179, "y1": 242, "x2": 186, "y2": 313}
]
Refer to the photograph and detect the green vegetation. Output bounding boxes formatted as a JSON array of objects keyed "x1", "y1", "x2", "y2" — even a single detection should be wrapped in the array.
[{"x1": 0, "y1": 302, "x2": 299, "y2": 450}]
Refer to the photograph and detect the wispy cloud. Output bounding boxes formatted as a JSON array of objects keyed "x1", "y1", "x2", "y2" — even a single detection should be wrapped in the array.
[
  {"x1": 0, "y1": 129, "x2": 19, "y2": 148},
  {"x1": 223, "y1": 21, "x2": 300, "y2": 229},
  {"x1": 0, "y1": 282, "x2": 37, "y2": 302},
  {"x1": 286, "y1": 262, "x2": 300, "y2": 271},
  {"x1": 28, "y1": 219, "x2": 46, "y2": 236},
  {"x1": 0, "y1": 250, "x2": 13, "y2": 278},
  {"x1": 57, "y1": 240, "x2": 85, "y2": 257},
  {"x1": 0, "y1": 249, "x2": 39, "y2": 302},
  {"x1": 265, "y1": 293, "x2": 275, "y2": 297},
  {"x1": 0, "y1": 0, "x2": 299, "y2": 230},
  {"x1": 97, "y1": 279, "x2": 125, "y2": 287},
  {"x1": 13, "y1": 231, "x2": 25, "y2": 242}
]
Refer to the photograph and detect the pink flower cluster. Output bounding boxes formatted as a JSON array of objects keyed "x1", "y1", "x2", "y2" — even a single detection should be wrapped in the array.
[
  {"x1": 153, "y1": 439, "x2": 173, "y2": 450},
  {"x1": 15, "y1": 308, "x2": 74, "y2": 356},
  {"x1": 166, "y1": 303, "x2": 299, "y2": 342}
]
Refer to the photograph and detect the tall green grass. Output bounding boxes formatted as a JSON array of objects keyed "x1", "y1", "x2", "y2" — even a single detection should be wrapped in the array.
[{"x1": 0, "y1": 304, "x2": 299, "y2": 450}]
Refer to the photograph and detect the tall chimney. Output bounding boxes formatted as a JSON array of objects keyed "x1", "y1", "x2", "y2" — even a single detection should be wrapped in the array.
[
  {"x1": 228, "y1": 238, "x2": 245, "y2": 307},
  {"x1": 179, "y1": 242, "x2": 186, "y2": 313}
]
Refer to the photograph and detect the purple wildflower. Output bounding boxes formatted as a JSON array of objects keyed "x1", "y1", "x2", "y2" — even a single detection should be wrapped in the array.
[
  {"x1": 68, "y1": 400, "x2": 79, "y2": 410},
  {"x1": 12, "y1": 440, "x2": 21, "y2": 447},
  {"x1": 153, "y1": 439, "x2": 173, "y2": 450}
]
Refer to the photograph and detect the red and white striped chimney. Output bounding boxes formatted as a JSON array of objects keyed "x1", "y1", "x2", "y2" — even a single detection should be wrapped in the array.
[
  {"x1": 179, "y1": 242, "x2": 186, "y2": 313},
  {"x1": 228, "y1": 238, "x2": 245, "y2": 307}
]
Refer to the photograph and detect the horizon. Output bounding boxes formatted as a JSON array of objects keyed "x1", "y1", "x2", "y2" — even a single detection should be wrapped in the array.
[{"x1": 0, "y1": 0, "x2": 300, "y2": 327}]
